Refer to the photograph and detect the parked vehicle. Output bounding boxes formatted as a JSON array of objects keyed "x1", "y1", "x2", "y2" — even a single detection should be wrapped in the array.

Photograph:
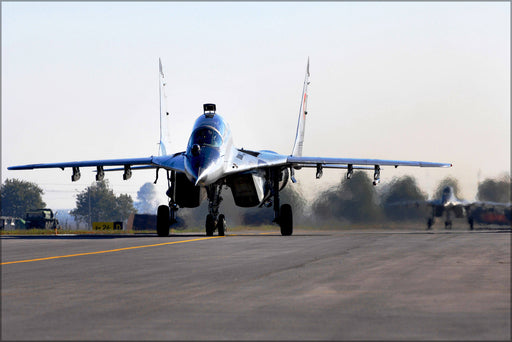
[{"x1": 25, "y1": 209, "x2": 59, "y2": 229}]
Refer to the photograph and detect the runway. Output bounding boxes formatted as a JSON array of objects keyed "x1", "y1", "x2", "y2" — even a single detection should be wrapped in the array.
[{"x1": 1, "y1": 229, "x2": 510, "y2": 340}]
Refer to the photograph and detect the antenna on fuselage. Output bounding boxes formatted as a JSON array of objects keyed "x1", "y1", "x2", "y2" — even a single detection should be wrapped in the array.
[{"x1": 203, "y1": 103, "x2": 216, "y2": 118}]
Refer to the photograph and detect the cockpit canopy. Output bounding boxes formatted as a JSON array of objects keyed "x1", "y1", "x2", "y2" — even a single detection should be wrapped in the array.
[
  {"x1": 188, "y1": 126, "x2": 223, "y2": 148},
  {"x1": 187, "y1": 107, "x2": 229, "y2": 151}
]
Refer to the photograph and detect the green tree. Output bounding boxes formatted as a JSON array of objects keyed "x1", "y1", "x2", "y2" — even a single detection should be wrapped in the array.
[
  {"x1": 115, "y1": 194, "x2": 136, "y2": 221},
  {"x1": 312, "y1": 171, "x2": 382, "y2": 224},
  {"x1": 477, "y1": 175, "x2": 511, "y2": 203},
  {"x1": 70, "y1": 180, "x2": 135, "y2": 226},
  {"x1": 0, "y1": 178, "x2": 46, "y2": 217},
  {"x1": 380, "y1": 175, "x2": 428, "y2": 221}
]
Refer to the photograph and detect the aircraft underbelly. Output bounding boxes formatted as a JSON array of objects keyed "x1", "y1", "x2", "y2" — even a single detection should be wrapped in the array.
[{"x1": 228, "y1": 171, "x2": 267, "y2": 207}]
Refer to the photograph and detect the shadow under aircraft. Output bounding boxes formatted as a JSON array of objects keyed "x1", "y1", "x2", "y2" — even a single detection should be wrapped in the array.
[{"x1": 9, "y1": 58, "x2": 452, "y2": 237}]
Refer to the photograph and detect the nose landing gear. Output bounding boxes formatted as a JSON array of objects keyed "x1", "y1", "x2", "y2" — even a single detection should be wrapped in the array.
[
  {"x1": 205, "y1": 183, "x2": 226, "y2": 236},
  {"x1": 205, "y1": 214, "x2": 226, "y2": 237}
]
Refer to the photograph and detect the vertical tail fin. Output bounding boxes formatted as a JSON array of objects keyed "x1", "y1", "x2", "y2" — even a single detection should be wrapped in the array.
[
  {"x1": 158, "y1": 58, "x2": 171, "y2": 156},
  {"x1": 291, "y1": 58, "x2": 310, "y2": 157}
]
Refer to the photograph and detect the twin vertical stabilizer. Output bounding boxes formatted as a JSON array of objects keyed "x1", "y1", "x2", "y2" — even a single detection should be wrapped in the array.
[
  {"x1": 291, "y1": 58, "x2": 310, "y2": 157},
  {"x1": 159, "y1": 58, "x2": 171, "y2": 156}
]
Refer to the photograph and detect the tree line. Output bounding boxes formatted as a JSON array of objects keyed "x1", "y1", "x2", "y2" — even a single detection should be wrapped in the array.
[{"x1": 1, "y1": 173, "x2": 510, "y2": 228}]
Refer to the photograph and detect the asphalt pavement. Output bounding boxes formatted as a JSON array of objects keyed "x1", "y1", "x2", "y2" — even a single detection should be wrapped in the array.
[{"x1": 1, "y1": 229, "x2": 510, "y2": 340}]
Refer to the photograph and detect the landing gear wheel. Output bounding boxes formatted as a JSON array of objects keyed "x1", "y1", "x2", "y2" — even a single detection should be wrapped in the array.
[
  {"x1": 468, "y1": 217, "x2": 474, "y2": 230},
  {"x1": 427, "y1": 218, "x2": 433, "y2": 230},
  {"x1": 206, "y1": 214, "x2": 215, "y2": 236},
  {"x1": 445, "y1": 221, "x2": 452, "y2": 229},
  {"x1": 279, "y1": 204, "x2": 293, "y2": 236},
  {"x1": 157, "y1": 205, "x2": 170, "y2": 237},
  {"x1": 217, "y1": 214, "x2": 226, "y2": 236}
]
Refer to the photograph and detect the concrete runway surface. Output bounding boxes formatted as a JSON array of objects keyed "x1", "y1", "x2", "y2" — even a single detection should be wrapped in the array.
[{"x1": 1, "y1": 229, "x2": 510, "y2": 340}]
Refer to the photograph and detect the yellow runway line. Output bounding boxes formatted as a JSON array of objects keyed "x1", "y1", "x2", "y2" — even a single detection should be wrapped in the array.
[{"x1": 1, "y1": 236, "x2": 222, "y2": 265}]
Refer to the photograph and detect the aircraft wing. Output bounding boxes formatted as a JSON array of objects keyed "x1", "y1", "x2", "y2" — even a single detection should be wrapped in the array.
[
  {"x1": 223, "y1": 150, "x2": 451, "y2": 178},
  {"x1": 287, "y1": 156, "x2": 451, "y2": 168},
  {"x1": 8, "y1": 153, "x2": 187, "y2": 173},
  {"x1": 468, "y1": 201, "x2": 512, "y2": 209},
  {"x1": 8, "y1": 157, "x2": 155, "y2": 170}
]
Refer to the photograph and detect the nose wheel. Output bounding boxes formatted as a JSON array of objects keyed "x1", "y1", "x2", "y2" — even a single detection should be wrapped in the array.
[
  {"x1": 427, "y1": 218, "x2": 434, "y2": 230},
  {"x1": 444, "y1": 220, "x2": 452, "y2": 229},
  {"x1": 205, "y1": 214, "x2": 226, "y2": 236},
  {"x1": 206, "y1": 214, "x2": 215, "y2": 236}
]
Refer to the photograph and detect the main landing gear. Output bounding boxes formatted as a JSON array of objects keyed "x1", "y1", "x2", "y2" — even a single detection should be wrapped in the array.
[
  {"x1": 426, "y1": 216, "x2": 453, "y2": 230},
  {"x1": 156, "y1": 170, "x2": 178, "y2": 237},
  {"x1": 426, "y1": 208, "x2": 455, "y2": 230},
  {"x1": 278, "y1": 203, "x2": 293, "y2": 236},
  {"x1": 272, "y1": 169, "x2": 293, "y2": 236}
]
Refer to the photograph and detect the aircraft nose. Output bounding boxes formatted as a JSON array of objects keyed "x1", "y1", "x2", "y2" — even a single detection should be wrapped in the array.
[
  {"x1": 185, "y1": 147, "x2": 221, "y2": 186},
  {"x1": 195, "y1": 168, "x2": 209, "y2": 186}
]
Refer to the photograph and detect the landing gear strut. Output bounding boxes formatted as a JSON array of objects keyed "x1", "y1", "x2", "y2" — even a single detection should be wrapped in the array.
[
  {"x1": 427, "y1": 217, "x2": 434, "y2": 230},
  {"x1": 444, "y1": 210, "x2": 452, "y2": 229},
  {"x1": 205, "y1": 183, "x2": 226, "y2": 236}
]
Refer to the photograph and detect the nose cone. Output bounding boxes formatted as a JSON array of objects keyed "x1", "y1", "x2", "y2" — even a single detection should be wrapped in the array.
[
  {"x1": 185, "y1": 147, "x2": 221, "y2": 186},
  {"x1": 195, "y1": 168, "x2": 210, "y2": 186}
]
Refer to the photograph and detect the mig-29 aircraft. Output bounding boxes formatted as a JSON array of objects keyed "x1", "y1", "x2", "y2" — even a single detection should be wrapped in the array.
[
  {"x1": 9, "y1": 59, "x2": 452, "y2": 237},
  {"x1": 386, "y1": 185, "x2": 511, "y2": 229},
  {"x1": 425, "y1": 186, "x2": 510, "y2": 230}
]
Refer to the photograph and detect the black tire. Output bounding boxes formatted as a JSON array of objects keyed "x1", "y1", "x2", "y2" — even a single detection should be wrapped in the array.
[
  {"x1": 217, "y1": 214, "x2": 226, "y2": 236},
  {"x1": 279, "y1": 204, "x2": 293, "y2": 236},
  {"x1": 427, "y1": 218, "x2": 433, "y2": 230},
  {"x1": 206, "y1": 214, "x2": 215, "y2": 236},
  {"x1": 157, "y1": 205, "x2": 170, "y2": 237}
]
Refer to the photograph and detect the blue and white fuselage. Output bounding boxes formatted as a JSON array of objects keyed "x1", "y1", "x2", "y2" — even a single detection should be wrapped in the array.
[{"x1": 185, "y1": 110, "x2": 234, "y2": 186}]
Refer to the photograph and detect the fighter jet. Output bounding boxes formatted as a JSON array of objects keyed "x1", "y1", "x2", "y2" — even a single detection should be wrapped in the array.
[
  {"x1": 8, "y1": 59, "x2": 452, "y2": 236},
  {"x1": 389, "y1": 185, "x2": 511, "y2": 230},
  {"x1": 425, "y1": 186, "x2": 511, "y2": 230}
]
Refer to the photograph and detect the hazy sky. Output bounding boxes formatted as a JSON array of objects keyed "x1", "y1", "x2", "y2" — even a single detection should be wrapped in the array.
[{"x1": 2, "y1": 2, "x2": 510, "y2": 209}]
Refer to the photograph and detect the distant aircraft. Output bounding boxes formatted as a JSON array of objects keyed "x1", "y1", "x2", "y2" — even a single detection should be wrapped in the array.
[
  {"x1": 393, "y1": 186, "x2": 511, "y2": 229},
  {"x1": 8, "y1": 59, "x2": 452, "y2": 236}
]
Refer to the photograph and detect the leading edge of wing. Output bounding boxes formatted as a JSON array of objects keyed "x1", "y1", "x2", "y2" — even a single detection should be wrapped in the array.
[
  {"x1": 8, "y1": 153, "x2": 186, "y2": 173},
  {"x1": 287, "y1": 156, "x2": 452, "y2": 168}
]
